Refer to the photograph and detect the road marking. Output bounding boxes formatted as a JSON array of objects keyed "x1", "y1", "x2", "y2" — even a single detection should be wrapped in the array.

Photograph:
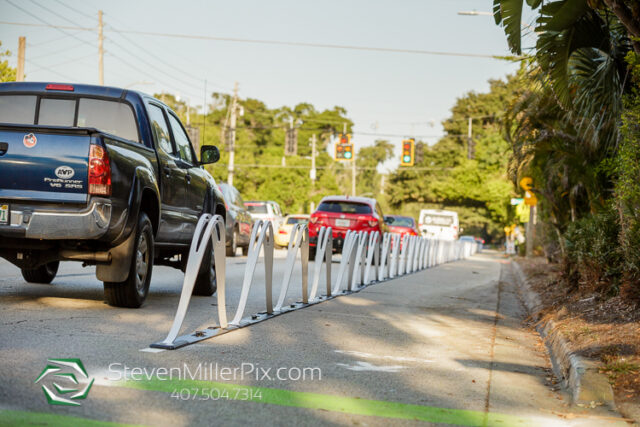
[
  {"x1": 139, "y1": 347, "x2": 165, "y2": 353},
  {"x1": 0, "y1": 410, "x2": 140, "y2": 426},
  {"x1": 114, "y1": 378, "x2": 549, "y2": 426},
  {"x1": 336, "y1": 361, "x2": 404, "y2": 372},
  {"x1": 334, "y1": 349, "x2": 435, "y2": 364}
]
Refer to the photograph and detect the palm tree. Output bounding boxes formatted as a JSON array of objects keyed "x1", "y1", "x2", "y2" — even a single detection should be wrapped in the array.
[{"x1": 494, "y1": 0, "x2": 633, "y2": 150}]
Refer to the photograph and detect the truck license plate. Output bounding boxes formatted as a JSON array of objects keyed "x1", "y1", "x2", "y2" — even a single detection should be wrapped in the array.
[
  {"x1": 0, "y1": 204, "x2": 8, "y2": 225},
  {"x1": 335, "y1": 219, "x2": 350, "y2": 227}
]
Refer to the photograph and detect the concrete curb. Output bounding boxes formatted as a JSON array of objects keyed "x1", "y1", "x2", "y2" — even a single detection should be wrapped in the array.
[{"x1": 511, "y1": 260, "x2": 617, "y2": 410}]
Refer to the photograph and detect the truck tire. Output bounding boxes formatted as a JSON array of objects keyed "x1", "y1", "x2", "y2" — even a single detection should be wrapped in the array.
[
  {"x1": 193, "y1": 240, "x2": 217, "y2": 296},
  {"x1": 308, "y1": 247, "x2": 316, "y2": 261},
  {"x1": 242, "y1": 245, "x2": 249, "y2": 256},
  {"x1": 104, "y1": 212, "x2": 154, "y2": 308},
  {"x1": 21, "y1": 261, "x2": 59, "y2": 284},
  {"x1": 226, "y1": 228, "x2": 238, "y2": 257}
]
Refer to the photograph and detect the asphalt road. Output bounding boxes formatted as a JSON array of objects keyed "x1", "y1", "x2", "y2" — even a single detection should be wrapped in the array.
[{"x1": 0, "y1": 251, "x2": 626, "y2": 426}]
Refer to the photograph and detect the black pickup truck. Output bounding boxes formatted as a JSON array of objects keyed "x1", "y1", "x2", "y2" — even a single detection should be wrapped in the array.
[{"x1": 0, "y1": 82, "x2": 226, "y2": 307}]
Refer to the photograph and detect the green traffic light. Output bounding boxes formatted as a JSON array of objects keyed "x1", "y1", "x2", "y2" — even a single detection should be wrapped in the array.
[
  {"x1": 403, "y1": 155, "x2": 411, "y2": 162},
  {"x1": 344, "y1": 152, "x2": 352, "y2": 159}
]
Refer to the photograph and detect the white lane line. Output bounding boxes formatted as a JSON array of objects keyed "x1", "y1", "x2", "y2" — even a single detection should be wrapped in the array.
[
  {"x1": 336, "y1": 361, "x2": 404, "y2": 372},
  {"x1": 139, "y1": 347, "x2": 165, "y2": 353},
  {"x1": 334, "y1": 350, "x2": 434, "y2": 364}
]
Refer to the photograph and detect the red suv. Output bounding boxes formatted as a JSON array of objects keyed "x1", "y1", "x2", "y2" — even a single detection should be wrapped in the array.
[
  {"x1": 384, "y1": 215, "x2": 419, "y2": 236},
  {"x1": 309, "y1": 196, "x2": 389, "y2": 257}
]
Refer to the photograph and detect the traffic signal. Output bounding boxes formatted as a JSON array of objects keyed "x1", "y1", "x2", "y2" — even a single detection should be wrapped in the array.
[
  {"x1": 415, "y1": 141, "x2": 424, "y2": 164},
  {"x1": 339, "y1": 133, "x2": 351, "y2": 145},
  {"x1": 335, "y1": 143, "x2": 353, "y2": 161},
  {"x1": 284, "y1": 128, "x2": 298, "y2": 155},
  {"x1": 400, "y1": 139, "x2": 415, "y2": 166}
]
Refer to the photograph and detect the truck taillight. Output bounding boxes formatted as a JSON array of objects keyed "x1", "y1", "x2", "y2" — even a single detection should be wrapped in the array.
[
  {"x1": 367, "y1": 219, "x2": 378, "y2": 227},
  {"x1": 88, "y1": 144, "x2": 111, "y2": 196},
  {"x1": 310, "y1": 216, "x2": 318, "y2": 224}
]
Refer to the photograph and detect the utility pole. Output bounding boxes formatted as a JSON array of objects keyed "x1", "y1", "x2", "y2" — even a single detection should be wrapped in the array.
[
  {"x1": 202, "y1": 79, "x2": 207, "y2": 148},
  {"x1": 467, "y1": 117, "x2": 473, "y2": 159},
  {"x1": 227, "y1": 81, "x2": 238, "y2": 186},
  {"x1": 310, "y1": 134, "x2": 317, "y2": 184},
  {"x1": 16, "y1": 37, "x2": 25, "y2": 82},
  {"x1": 526, "y1": 205, "x2": 537, "y2": 258},
  {"x1": 98, "y1": 10, "x2": 104, "y2": 85}
]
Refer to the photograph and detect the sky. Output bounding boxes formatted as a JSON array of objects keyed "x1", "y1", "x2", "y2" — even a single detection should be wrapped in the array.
[{"x1": 0, "y1": 0, "x2": 533, "y2": 169}]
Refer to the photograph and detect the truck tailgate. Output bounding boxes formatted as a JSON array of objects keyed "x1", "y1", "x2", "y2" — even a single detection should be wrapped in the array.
[{"x1": 0, "y1": 128, "x2": 90, "y2": 203}]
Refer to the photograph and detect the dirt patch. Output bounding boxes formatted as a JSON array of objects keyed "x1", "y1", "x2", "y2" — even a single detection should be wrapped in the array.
[{"x1": 517, "y1": 257, "x2": 640, "y2": 420}]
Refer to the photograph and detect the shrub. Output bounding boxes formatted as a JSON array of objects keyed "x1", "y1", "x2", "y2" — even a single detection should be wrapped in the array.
[{"x1": 564, "y1": 205, "x2": 623, "y2": 294}]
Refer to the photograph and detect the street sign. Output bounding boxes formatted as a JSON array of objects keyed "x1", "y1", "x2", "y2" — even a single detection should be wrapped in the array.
[
  {"x1": 519, "y1": 177, "x2": 533, "y2": 191},
  {"x1": 510, "y1": 198, "x2": 524, "y2": 205},
  {"x1": 524, "y1": 191, "x2": 537, "y2": 206}
]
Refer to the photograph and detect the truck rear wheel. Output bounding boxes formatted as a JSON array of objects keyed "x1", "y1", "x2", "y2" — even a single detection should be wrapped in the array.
[
  {"x1": 193, "y1": 240, "x2": 217, "y2": 296},
  {"x1": 104, "y1": 212, "x2": 154, "y2": 308},
  {"x1": 21, "y1": 261, "x2": 59, "y2": 284}
]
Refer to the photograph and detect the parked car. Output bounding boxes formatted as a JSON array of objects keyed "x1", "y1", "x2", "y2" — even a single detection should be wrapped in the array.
[
  {"x1": 244, "y1": 200, "x2": 285, "y2": 231},
  {"x1": 308, "y1": 195, "x2": 389, "y2": 258},
  {"x1": 459, "y1": 235, "x2": 483, "y2": 252},
  {"x1": 418, "y1": 209, "x2": 459, "y2": 240},
  {"x1": 275, "y1": 214, "x2": 309, "y2": 247},
  {"x1": 0, "y1": 82, "x2": 226, "y2": 308},
  {"x1": 218, "y1": 183, "x2": 252, "y2": 256},
  {"x1": 384, "y1": 215, "x2": 419, "y2": 236}
]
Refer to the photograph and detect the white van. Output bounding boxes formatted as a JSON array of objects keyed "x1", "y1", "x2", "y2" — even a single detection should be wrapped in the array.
[{"x1": 418, "y1": 209, "x2": 459, "y2": 240}]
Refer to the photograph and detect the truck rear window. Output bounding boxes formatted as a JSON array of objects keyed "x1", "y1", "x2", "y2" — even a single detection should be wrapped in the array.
[
  {"x1": 0, "y1": 95, "x2": 37, "y2": 124},
  {"x1": 0, "y1": 94, "x2": 139, "y2": 143},
  {"x1": 317, "y1": 201, "x2": 372, "y2": 214},
  {"x1": 77, "y1": 98, "x2": 139, "y2": 142}
]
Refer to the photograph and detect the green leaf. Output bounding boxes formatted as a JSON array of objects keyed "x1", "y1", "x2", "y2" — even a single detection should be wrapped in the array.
[
  {"x1": 493, "y1": 0, "x2": 503, "y2": 25},
  {"x1": 543, "y1": 0, "x2": 590, "y2": 32},
  {"x1": 497, "y1": 0, "x2": 525, "y2": 54}
]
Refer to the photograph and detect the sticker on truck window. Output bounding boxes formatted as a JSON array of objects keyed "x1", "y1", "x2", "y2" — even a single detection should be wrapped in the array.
[
  {"x1": 23, "y1": 133, "x2": 37, "y2": 148},
  {"x1": 0, "y1": 205, "x2": 8, "y2": 224}
]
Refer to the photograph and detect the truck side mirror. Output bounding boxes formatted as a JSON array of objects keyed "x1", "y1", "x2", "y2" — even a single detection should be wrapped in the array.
[{"x1": 200, "y1": 145, "x2": 220, "y2": 164}]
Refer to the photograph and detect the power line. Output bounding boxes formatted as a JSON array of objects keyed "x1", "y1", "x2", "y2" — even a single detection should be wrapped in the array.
[
  {"x1": 29, "y1": 0, "x2": 92, "y2": 29},
  {"x1": 49, "y1": 0, "x2": 96, "y2": 22},
  {"x1": 29, "y1": 40, "x2": 92, "y2": 61},
  {"x1": 0, "y1": 20, "x2": 503, "y2": 59},
  {"x1": 29, "y1": 53, "x2": 95, "y2": 73},
  {"x1": 24, "y1": 58, "x2": 75, "y2": 80},
  {"x1": 104, "y1": 36, "x2": 206, "y2": 94},
  {"x1": 4, "y1": 1, "x2": 94, "y2": 49},
  {"x1": 0, "y1": 20, "x2": 94, "y2": 31},
  {"x1": 105, "y1": 52, "x2": 202, "y2": 100}
]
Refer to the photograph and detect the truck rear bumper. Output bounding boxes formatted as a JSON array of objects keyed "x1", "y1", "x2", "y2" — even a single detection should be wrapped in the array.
[{"x1": 0, "y1": 199, "x2": 112, "y2": 239}]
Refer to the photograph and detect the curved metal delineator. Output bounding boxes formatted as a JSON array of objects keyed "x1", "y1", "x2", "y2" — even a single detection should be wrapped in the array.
[
  {"x1": 274, "y1": 223, "x2": 309, "y2": 311},
  {"x1": 309, "y1": 226, "x2": 333, "y2": 299},
  {"x1": 152, "y1": 213, "x2": 480, "y2": 349},
  {"x1": 230, "y1": 220, "x2": 275, "y2": 325},
  {"x1": 152, "y1": 214, "x2": 227, "y2": 349}
]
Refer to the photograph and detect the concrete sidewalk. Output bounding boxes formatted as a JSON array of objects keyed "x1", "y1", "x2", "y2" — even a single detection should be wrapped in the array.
[{"x1": 0, "y1": 252, "x2": 626, "y2": 426}]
